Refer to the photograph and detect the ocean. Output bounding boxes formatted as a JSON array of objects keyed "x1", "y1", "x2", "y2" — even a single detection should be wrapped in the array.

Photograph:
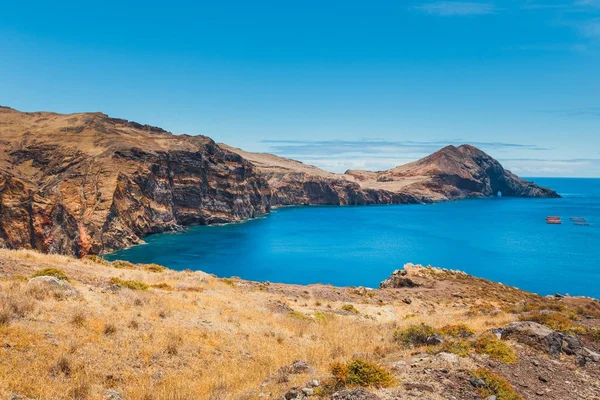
[{"x1": 106, "y1": 178, "x2": 600, "y2": 298}]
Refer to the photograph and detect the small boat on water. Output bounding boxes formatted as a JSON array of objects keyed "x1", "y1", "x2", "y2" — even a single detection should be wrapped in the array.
[
  {"x1": 546, "y1": 216, "x2": 562, "y2": 224},
  {"x1": 570, "y1": 217, "x2": 590, "y2": 226}
]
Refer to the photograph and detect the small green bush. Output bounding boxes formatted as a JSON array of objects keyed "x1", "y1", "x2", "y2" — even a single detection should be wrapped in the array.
[
  {"x1": 440, "y1": 339, "x2": 471, "y2": 357},
  {"x1": 393, "y1": 323, "x2": 436, "y2": 348},
  {"x1": 474, "y1": 334, "x2": 517, "y2": 364},
  {"x1": 341, "y1": 304, "x2": 360, "y2": 314},
  {"x1": 84, "y1": 255, "x2": 110, "y2": 265},
  {"x1": 112, "y1": 260, "x2": 135, "y2": 269},
  {"x1": 142, "y1": 263, "x2": 166, "y2": 273},
  {"x1": 31, "y1": 268, "x2": 69, "y2": 281},
  {"x1": 109, "y1": 277, "x2": 149, "y2": 291},
  {"x1": 471, "y1": 368, "x2": 522, "y2": 400},
  {"x1": 330, "y1": 359, "x2": 395, "y2": 388},
  {"x1": 439, "y1": 323, "x2": 475, "y2": 338}
]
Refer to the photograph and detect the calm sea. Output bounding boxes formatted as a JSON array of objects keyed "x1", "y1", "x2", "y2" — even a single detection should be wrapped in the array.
[{"x1": 107, "y1": 178, "x2": 600, "y2": 298}]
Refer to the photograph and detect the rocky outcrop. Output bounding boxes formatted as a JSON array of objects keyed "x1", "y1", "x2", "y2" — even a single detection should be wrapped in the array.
[
  {"x1": 224, "y1": 143, "x2": 560, "y2": 207},
  {"x1": 0, "y1": 107, "x2": 560, "y2": 256},
  {"x1": 0, "y1": 107, "x2": 270, "y2": 256}
]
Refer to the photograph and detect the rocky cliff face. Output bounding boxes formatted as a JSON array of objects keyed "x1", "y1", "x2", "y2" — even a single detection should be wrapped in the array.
[
  {"x1": 0, "y1": 107, "x2": 559, "y2": 256},
  {"x1": 0, "y1": 107, "x2": 270, "y2": 256},
  {"x1": 224, "y1": 143, "x2": 560, "y2": 206}
]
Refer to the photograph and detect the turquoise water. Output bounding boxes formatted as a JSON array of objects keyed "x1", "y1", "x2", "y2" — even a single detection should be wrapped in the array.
[{"x1": 107, "y1": 178, "x2": 600, "y2": 298}]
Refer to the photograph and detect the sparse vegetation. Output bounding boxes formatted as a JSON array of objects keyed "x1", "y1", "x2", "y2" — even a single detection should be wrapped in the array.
[
  {"x1": 521, "y1": 311, "x2": 585, "y2": 334},
  {"x1": 474, "y1": 333, "x2": 517, "y2": 364},
  {"x1": 440, "y1": 323, "x2": 474, "y2": 338},
  {"x1": 341, "y1": 304, "x2": 360, "y2": 314},
  {"x1": 31, "y1": 267, "x2": 69, "y2": 281},
  {"x1": 112, "y1": 260, "x2": 135, "y2": 269},
  {"x1": 330, "y1": 359, "x2": 395, "y2": 389},
  {"x1": 150, "y1": 282, "x2": 173, "y2": 291},
  {"x1": 471, "y1": 368, "x2": 523, "y2": 400},
  {"x1": 393, "y1": 323, "x2": 436, "y2": 348},
  {"x1": 440, "y1": 339, "x2": 471, "y2": 357},
  {"x1": 143, "y1": 263, "x2": 166, "y2": 273},
  {"x1": 109, "y1": 277, "x2": 149, "y2": 291}
]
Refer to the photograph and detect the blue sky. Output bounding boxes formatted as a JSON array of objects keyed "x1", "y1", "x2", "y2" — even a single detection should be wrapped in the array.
[{"x1": 1, "y1": 1, "x2": 599, "y2": 176}]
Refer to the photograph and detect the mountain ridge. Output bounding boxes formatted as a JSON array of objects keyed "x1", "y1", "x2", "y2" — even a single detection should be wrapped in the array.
[{"x1": 0, "y1": 107, "x2": 559, "y2": 256}]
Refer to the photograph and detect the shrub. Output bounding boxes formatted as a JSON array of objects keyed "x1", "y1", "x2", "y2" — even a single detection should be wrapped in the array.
[
  {"x1": 112, "y1": 260, "x2": 135, "y2": 269},
  {"x1": 471, "y1": 368, "x2": 522, "y2": 400},
  {"x1": 520, "y1": 311, "x2": 585, "y2": 334},
  {"x1": 330, "y1": 359, "x2": 395, "y2": 388},
  {"x1": 222, "y1": 278, "x2": 236, "y2": 287},
  {"x1": 474, "y1": 334, "x2": 517, "y2": 364},
  {"x1": 71, "y1": 309, "x2": 86, "y2": 327},
  {"x1": 150, "y1": 282, "x2": 173, "y2": 291},
  {"x1": 104, "y1": 323, "x2": 117, "y2": 335},
  {"x1": 50, "y1": 355, "x2": 72, "y2": 377},
  {"x1": 341, "y1": 304, "x2": 360, "y2": 314},
  {"x1": 440, "y1": 339, "x2": 471, "y2": 357},
  {"x1": 31, "y1": 268, "x2": 69, "y2": 281},
  {"x1": 143, "y1": 263, "x2": 166, "y2": 273},
  {"x1": 593, "y1": 329, "x2": 600, "y2": 343},
  {"x1": 440, "y1": 324, "x2": 475, "y2": 338},
  {"x1": 84, "y1": 255, "x2": 110, "y2": 265},
  {"x1": 109, "y1": 277, "x2": 149, "y2": 291},
  {"x1": 393, "y1": 324, "x2": 436, "y2": 348}
]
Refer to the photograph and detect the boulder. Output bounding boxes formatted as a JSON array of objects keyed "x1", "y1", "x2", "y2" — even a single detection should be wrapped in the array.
[
  {"x1": 426, "y1": 334, "x2": 444, "y2": 345},
  {"x1": 278, "y1": 360, "x2": 314, "y2": 375},
  {"x1": 27, "y1": 276, "x2": 81, "y2": 298},
  {"x1": 379, "y1": 269, "x2": 420, "y2": 289},
  {"x1": 331, "y1": 388, "x2": 381, "y2": 400}
]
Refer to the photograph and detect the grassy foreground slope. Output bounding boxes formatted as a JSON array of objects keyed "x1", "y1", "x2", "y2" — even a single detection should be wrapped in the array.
[{"x1": 1, "y1": 249, "x2": 600, "y2": 399}]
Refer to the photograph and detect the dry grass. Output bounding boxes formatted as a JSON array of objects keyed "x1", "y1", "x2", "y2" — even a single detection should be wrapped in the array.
[{"x1": 1, "y1": 248, "x2": 594, "y2": 399}]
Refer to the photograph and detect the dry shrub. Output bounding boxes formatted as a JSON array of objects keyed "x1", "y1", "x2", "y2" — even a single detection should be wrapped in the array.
[
  {"x1": 70, "y1": 308, "x2": 87, "y2": 327},
  {"x1": 0, "y1": 285, "x2": 35, "y2": 325},
  {"x1": 31, "y1": 267, "x2": 70, "y2": 281},
  {"x1": 143, "y1": 263, "x2": 166, "y2": 273},
  {"x1": 109, "y1": 277, "x2": 149, "y2": 291},
  {"x1": 471, "y1": 368, "x2": 522, "y2": 400},
  {"x1": 50, "y1": 355, "x2": 72, "y2": 377},
  {"x1": 104, "y1": 323, "x2": 117, "y2": 335},
  {"x1": 341, "y1": 304, "x2": 360, "y2": 314},
  {"x1": 439, "y1": 323, "x2": 474, "y2": 338},
  {"x1": 393, "y1": 323, "x2": 436, "y2": 348},
  {"x1": 474, "y1": 333, "x2": 517, "y2": 364},
  {"x1": 330, "y1": 359, "x2": 395, "y2": 389}
]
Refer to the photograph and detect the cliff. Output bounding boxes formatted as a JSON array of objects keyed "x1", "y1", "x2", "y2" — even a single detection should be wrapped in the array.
[
  {"x1": 0, "y1": 107, "x2": 270, "y2": 256},
  {"x1": 223, "y1": 143, "x2": 560, "y2": 206},
  {"x1": 0, "y1": 107, "x2": 559, "y2": 256}
]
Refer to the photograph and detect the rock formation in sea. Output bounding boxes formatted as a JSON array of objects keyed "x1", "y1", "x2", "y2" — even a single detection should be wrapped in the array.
[{"x1": 0, "y1": 106, "x2": 559, "y2": 256}]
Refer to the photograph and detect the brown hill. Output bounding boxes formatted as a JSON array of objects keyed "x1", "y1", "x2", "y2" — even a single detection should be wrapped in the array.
[{"x1": 0, "y1": 107, "x2": 558, "y2": 256}]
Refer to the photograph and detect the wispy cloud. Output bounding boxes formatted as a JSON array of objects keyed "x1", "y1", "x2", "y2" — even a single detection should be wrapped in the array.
[
  {"x1": 413, "y1": 1, "x2": 498, "y2": 16},
  {"x1": 581, "y1": 18, "x2": 600, "y2": 37},
  {"x1": 262, "y1": 139, "x2": 547, "y2": 157},
  {"x1": 556, "y1": 107, "x2": 600, "y2": 117},
  {"x1": 500, "y1": 158, "x2": 600, "y2": 177}
]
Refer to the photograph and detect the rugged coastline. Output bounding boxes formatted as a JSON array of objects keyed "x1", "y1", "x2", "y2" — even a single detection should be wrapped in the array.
[{"x1": 0, "y1": 106, "x2": 559, "y2": 257}]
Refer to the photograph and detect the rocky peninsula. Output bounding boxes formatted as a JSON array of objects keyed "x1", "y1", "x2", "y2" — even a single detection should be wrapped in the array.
[{"x1": 0, "y1": 106, "x2": 559, "y2": 257}]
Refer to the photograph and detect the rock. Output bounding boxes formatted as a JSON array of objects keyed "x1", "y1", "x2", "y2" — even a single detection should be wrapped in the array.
[
  {"x1": 27, "y1": 276, "x2": 81, "y2": 298},
  {"x1": 485, "y1": 396, "x2": 497, "y2": 400},
  {"x1": 379, "y1": 270, "x2": 421, "y2": 289},
  {"x1": 281, "y1": 388, "x2": 304, "y2": 400},
  {"x1": 301, "y1": 388, "x2": 314, "y2": 396},
  {"x1": 104, "y1": 389, "x2": 122, "y2": 400},
  {"x1": 488, "y1": 328, "x2": 504, "y2": 339},
  {"x1": 402, "y1": 297, "x2": 412, "y2": 305},
  {"x1": 331, "y1": 388, "x2": 381, "y2": 400},
  {"x1": 501, "y1": 321, "x2": 560, "y2": 357},
  {"x1": 470, "y1": 377, "x2": 486, "y2": 388},
  {"x1": 278, "y1": 360, "x2": 314, "y2": 375},
  {"x1": 426, "y1": 334, "x2": 444, "y2": 345},
  {"x1": 436, "y1": 352, "x2": 459, "y2": 364}
]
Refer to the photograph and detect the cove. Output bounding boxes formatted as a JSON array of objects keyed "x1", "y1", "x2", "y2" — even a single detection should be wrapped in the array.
[{"x1": 107, "y1": 178, "x2": 600, "y2": 298}]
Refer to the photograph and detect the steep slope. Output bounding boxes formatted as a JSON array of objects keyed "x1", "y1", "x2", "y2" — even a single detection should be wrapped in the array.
[
  {"x1": 225, "y1": 144, "x2": 560, "y2": 206},
  {"x1": 0, "y1": 107, "x2": 270, "y2": 256},
  {"x1": 0, "y1": 107, "x2": 559, "y2": 256}
]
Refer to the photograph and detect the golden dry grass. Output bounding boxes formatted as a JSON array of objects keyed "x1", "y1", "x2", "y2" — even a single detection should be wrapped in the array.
[{"x1": 1, "y1": 249, "x2": 594, "y2": 399}]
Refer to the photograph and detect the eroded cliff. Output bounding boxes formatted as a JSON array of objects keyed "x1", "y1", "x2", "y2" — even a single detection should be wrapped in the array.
[{"x1": 0, "y1": 107, "x2": 559, "y2": 256}]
